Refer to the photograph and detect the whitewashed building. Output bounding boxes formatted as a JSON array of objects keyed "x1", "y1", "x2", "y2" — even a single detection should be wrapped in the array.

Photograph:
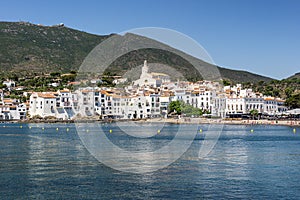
[{"x1": 29, "y1": 92, "x2": 57, "y2": 118}]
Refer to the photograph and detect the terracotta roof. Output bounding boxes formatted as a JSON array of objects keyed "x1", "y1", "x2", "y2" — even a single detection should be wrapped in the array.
[
  {"x1": 37, "y1": 93, "x2": 56, "y2": 98},
  {"x1": 264, "y1": 97, "x2": 275, "y2": 101},
  {"x1": 3, "y1": 99, "x2": 13, "y2": 103},
  {"x1": 68, "y1": 81, "x2": 81, "y2": 85}
]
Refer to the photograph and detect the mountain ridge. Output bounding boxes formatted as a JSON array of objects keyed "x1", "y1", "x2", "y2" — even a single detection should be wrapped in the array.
[{"x1": 0, "y1": 21, "x2": 276, "y2": 83}]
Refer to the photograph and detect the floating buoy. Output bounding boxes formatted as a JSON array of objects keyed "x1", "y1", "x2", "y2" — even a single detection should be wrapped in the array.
[
  {"x1": 199, "y1": 129, "x2": 202, "y2": 133},
  {"x1": 20, "y1": 125, "x2": 22, "y2": 128},
  {"x1": 250, "y1": 129, "x2": 254, "y2": 133},
  {"x1": 86, "y1": 129, "x2": 89, "y2": 133},
  {"x1": 157, "y1": 129, "x2": 161, "y2": 134},
  {"x1": 56, "y1": 128, "x2": 59, "y2": 131},
  {"x1": 66, "y1": 128, "x2": 69, "y2": 132},
  {"x1": 293, "y1": 128, "x2": 296, "y2": 133},
  {"x1": 109, "y1": 129, "x2": 112, "y2": 133},
  {"x1": 42, "y1": 127, "x2": 44, "y2": 130},
  {"x1": 29, "y1": 126, "x2": 32, "y2": 129}
]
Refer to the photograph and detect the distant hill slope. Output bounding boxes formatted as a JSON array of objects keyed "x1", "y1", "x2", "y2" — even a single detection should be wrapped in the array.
[
  {"x1": 287, "y1": 72, "x2": 300, "y2": 80},
  {"x1": 0, "y1": 21, "x2": 274, "y2": 83},
  {"x1": 0, "y1": 21, "x2": 110, "y2": 73},
  {"x1": 218, "y1": 67, "x2": 274, "y2": 83}
]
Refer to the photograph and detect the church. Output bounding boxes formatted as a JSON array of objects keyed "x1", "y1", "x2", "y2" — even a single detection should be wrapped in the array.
[{"x1": 134, "y1": 60, "x2": 170, "y2": 87}]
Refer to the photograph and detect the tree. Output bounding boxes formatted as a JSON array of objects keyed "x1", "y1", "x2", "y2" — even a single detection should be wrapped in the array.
[
  {"x1": 61, "y1": 74, "x2": 76, "y2": 83},
  {"x1": 168, "y1": 100, "x2": 182, "y2": 114},
  {"x1": 168, "y1": 100, "x2": 203, "y2": 117},
  {"x1": 222, "y1": 79, "x2": 231, "y2": 86},
  {"x1": 0, "y1": 83, "x2": 7, "y2": 89},
  {"x1": 98, "y1": 72, "x2": 116, "y2": 87},
  {"x1": 70, "y1": 70, "x2": 77, "y2": 74},
  {"x1": 250, "y1": 109, "x2": 259, "y2": 120},
  {"x1": 258, "y1": 80, "x2": 265, "y2": 85},
  {"x1": 285, "y1": 87, "x2": 293, "y2": 98},
  {"x1": 8, "y1": 73, "x2": 18, "y2": 81},
  {"x1": 285, "y1": 93, "x2": 300, "y2": 109},
  {"x1": 50, "y1": 72, "x2": 61, "y2": 77}
]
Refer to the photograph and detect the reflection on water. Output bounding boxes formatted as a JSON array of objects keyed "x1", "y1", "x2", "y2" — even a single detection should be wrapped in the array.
[
  {"x1": 0, "y1": 123, "x2": 300, "y2": 199},
  {"x1": 76, "y1": 123, "x2": 200, "y2": 173}
]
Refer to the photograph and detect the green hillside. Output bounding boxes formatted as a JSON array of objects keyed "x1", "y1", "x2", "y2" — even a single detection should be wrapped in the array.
[
  {"x1": 0, "y1": 21, "x2": 273, "y2": 83},
  {"x1": 0, "y1": 21, "x2": 110, "y2": 74}
]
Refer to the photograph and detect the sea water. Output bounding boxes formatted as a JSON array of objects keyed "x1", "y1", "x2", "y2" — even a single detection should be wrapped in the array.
[{"x1": 0, "y1": 123, "x2": 299, "y2": 199}]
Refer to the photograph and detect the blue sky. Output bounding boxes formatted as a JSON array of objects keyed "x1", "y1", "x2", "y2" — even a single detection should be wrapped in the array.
[{"x1": 1, "y1": 0, "x2": 299, "y2": 79}]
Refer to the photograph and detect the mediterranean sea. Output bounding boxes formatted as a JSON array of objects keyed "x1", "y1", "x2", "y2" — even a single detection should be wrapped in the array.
[{"x1": 0, "y1": 123, "x2": 300, "y2": 199}]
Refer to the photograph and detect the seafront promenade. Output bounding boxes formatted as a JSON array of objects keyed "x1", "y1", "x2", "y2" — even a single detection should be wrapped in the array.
[
  {"x1": 144, "y1": 117, "x2": 300, "y2": 126},
  {"x1": 1, "y1": 117, "x2": 299, "y2": 127}
]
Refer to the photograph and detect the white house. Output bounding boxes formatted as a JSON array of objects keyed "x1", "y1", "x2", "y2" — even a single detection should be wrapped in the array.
[
  {"x1": 9, "y1": 103, "x2": 27, "y2": 120},
  {"x1": 263, "y1": 97, "x2": 279, "y2": 115},
  {"x1": 212, "y1": 93, "x2": 226, "y2": 118},
  {"x1": 3, "y1": 80, "x2": 16, "y2": 88},
  {"x1": 225, "y1": 97, "x2": 246, "y2": 115},
  {"x1": 29, "y1": 92, "x2": 57, "y2": 118},
  {"x1": 0, "y1": 106, "x2": 11, "y2": 120}
]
